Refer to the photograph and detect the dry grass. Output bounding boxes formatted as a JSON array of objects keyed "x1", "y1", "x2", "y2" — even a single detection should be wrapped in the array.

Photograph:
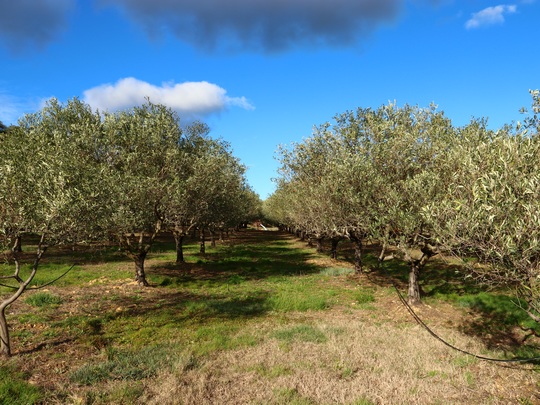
[{"x1": 139, "y1": 309, "x2": 539, "y2": 405}]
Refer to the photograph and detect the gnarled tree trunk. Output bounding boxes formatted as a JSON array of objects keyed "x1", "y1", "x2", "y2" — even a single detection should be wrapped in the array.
[
  {"x1": 173, "y1": 232, "x2": 185, "y2": 263},
  {"x1": 330, "y1": 237, "x2": 339, "y2": 260},
  {"x1": 133, "y1": 250, "x2": 149, "y2": 287},
  {"x1": 350, "y1": 235, "x2": 363, "y2": 273},
  {"x1": 200, "y1": 227, "x2": 206, "y2": 254}
]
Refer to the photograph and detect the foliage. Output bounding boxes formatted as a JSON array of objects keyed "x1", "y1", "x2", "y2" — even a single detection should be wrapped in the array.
[
  {"x1": 0, "y1": 98, "x2": 108, "y2": 355},
  {"x1": 269, "y1": 102, "x2": 456, "y2": 303}
]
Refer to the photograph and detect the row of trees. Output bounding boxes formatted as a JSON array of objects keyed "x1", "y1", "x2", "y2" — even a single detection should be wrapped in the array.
[
  {"x1": 264, "y1": 91, "x2": 540, "y2": 323},
  {"x1": 0, "y1": 98, "x2": 261, "y2": 356}
]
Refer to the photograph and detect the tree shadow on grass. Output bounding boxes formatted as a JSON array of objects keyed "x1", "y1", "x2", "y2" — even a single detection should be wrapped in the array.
[
  {"x1": 148, "y1": 230, "x2": 324, "y2": 284},
  {"x1": 453, "y1": 293, "x2": 540, "y2": 360},
  {"x1": 96, "y1": 289, "x2": 272, "y2": 335}
]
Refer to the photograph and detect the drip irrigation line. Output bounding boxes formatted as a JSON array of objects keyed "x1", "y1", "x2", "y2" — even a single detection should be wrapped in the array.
[{"x1": 379, "y1": 261, "x2": 540, "y2": 364}]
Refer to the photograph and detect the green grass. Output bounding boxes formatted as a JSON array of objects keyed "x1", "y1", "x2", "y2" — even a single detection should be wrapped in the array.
[
  {"x1": 69, "y1": 345, "x2": 170, "y2": 385},
  {"x1": 24, "y1": 292, "x2": 63, "y2": 307},
  {"x1": 0, "y1": 366, "x2": 42, "y2": 405}
]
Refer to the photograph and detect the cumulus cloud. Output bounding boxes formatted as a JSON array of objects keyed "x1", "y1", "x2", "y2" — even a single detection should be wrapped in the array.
[
  {"x1": 0, "y1": 0, "x2": 74, "y2": 51},
  {"x1": 83, "y1": 77, "x2": 254, "y2": 118},
  {"x1": 98, "y1": 0, "x2": 402, "y2": 52},
  {"x1": 465, "y1": 4, "x2": 517, "y2": 29}
]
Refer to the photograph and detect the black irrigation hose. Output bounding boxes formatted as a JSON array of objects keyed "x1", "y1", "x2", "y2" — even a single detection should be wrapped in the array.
[{"x1": 379, "y1": 260, "x2": 540, "y2": 364}]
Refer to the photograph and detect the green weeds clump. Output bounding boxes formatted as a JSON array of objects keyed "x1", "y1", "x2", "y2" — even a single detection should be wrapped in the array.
[
  {"x1": 69, "y1": 346, "x2": 169, "y2": 385},
  {"x1": 24, "y1": 292, "x2": 62, "y2": 307}
]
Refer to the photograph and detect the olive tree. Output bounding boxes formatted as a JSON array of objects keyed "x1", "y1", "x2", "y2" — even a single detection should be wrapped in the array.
[
  {"x1": 0, "y1": 98, "x2": 107, "y2": 356},
  {"x1": 101, "y1": 102, "x2": 184, "y2": 286},
  {"x1": 270, "y1": 102, "x2": 456, "y2": 304},
  {"x1": 425, "y1": 115, "x2": 540, "y2": 321}
]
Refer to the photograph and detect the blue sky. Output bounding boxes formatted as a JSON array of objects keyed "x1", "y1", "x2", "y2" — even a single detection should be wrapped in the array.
[{"x1": 1, "y1": 0, "x2": 538, "y2": 199}]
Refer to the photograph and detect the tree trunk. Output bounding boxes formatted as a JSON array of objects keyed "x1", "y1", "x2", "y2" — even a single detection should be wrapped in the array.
[
  {"x1": 408, "y1": 261, "x2": 422, "y2": 305},
  {"x1": 210, "y1": 230, "x2": 216, "y2": 248},
  {"x1": 134, "y1": 251, "x2": 149, "y2": 287},
  {"x1": 316, "y1": 237, "x2": 324, "y2": 253},
  {"x1": 330, "y1": 238, "x2": 339, "y2": 260},
  {"x1": 14, "y1": 235, "x2": 22, "y2": 253},
  {"x1": 407, "y1": 252, "x2": 432, "y2": 305},
  {"x1": 174, "y1": 233, "x2": 185, "y2": 263},
  {"x1": 351, "y1": 237, "x2": 363, "y2": 273},
  {"x1": 200, "y1": 228, "x2": 206, "y2": 254},
  {"x1": 0, "y1": 241, "x2": 45, "y2": 356},
  {"x1": 0, "y1": 308, "x2": 11, "y2": 357}
]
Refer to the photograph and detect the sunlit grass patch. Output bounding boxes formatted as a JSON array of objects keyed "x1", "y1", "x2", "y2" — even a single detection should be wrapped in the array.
[
  {"x1": 319, "y1": 267, "x2": 354, "y2": 276},
  {"x1": 191, "y1": 323, "x2": 259, "y2": 355},
  {"x1": 353, "y1": 289, "x2": 375, "y2": 305},
  {"x1": 24, "y1": 291, "x2": 63, "y2": 307}
]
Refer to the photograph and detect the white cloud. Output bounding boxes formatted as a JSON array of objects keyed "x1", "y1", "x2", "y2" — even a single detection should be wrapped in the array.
[
  {"x1": 465, "y1": 4, "x2": 517, "y2": 29},
  {"x1": 82, "y1": 77, "x2": 254, "y2": 118}
]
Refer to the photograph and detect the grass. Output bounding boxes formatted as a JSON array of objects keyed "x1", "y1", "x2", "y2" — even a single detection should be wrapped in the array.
[
  {"x1": 24, "y1": 291, "x2": 63, "y2": 307},
  {"x1": 273, "y1": 324, "x2": 328, "y2": 344},
  {"x1": 1, "y1": 230, "x2": 539, "y2": 404},
  {"x1": 69, "y1": 346, "x2": 171, "y2": 385},
  {"x1": 0, "y1": 366, "x2": 42, "y2": 405}
]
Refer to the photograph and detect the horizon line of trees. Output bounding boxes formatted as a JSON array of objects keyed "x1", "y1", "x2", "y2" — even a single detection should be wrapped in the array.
[
  {"x1": 0, "y1": 98, "x2": 261, "y2": 356},
  {"x1": 264, "y1": 90, "x2": 540, "y2": 324}
]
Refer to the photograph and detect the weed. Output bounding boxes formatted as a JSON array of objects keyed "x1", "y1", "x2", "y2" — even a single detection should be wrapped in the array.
[
  {"x1": 354, "y1": 290, "x2": 375, "y2": 305},
  {"x1": 250, "y1": 363, "x2": 292, "y2": 378},
  {"x1": 69, "y1": 346, "x2": 169, "y2": 385},
  {"x1": 348, "y1": 399, "x2": 376, "y2": 405},
  {"x1": 24, "y1": 292, "x2": 62, "y2": 307}
]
